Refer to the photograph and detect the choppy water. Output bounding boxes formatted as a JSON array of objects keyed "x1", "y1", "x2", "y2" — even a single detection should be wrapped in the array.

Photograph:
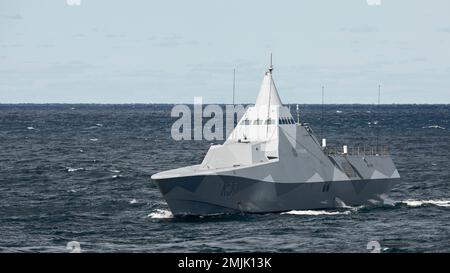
[{"x1": 0, "y1": 104, "x2": 448, "y2": 252}]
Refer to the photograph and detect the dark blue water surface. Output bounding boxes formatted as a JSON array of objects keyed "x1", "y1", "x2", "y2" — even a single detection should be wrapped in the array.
[{"x1": 0, "y1": 104, "x2": 448, "y2": 252}]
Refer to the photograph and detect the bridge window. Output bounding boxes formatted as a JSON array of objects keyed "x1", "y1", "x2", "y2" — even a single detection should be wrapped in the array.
[{"x1": 264, "y1": 119, "x2": 275, "y2": 125}]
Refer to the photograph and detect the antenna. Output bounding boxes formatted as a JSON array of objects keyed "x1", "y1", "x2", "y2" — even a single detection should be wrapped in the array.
[
  {"x1": 376, "y1": 84, "x2": 381, "y2": 154},
  {"x1": 320, "y1": 86, "x2": 327, "y2": 149},
  {"x1": 296, "y1": 104, "x2": 300, "y2": 124},
  {"x1": 321, "y1": 85, "x2": 324, "y2": 141},
  {"x1": 232, "y1": 68, "x2": 236, "y2": 105},
  {"x1": 269, "y1": 52, "x2": 273, "y2": 73}
]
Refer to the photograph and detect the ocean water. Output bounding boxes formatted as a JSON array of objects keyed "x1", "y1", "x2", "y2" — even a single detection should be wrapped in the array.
[{"x1": 0, "y1": 104, "x2": 448, "y2": 253}]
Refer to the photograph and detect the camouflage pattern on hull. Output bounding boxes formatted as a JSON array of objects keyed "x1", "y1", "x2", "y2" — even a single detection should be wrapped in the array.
[
  {"x1": 153, "y1": 175, "x2": 401, "y2": 216},
  {"x1": 151, "y1": 62, "x2": 401, "y2": 216}
]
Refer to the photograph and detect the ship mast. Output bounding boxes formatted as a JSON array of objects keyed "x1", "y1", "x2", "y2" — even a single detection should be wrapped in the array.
[
  {"x1": 376, "y1": 84, "x2": 381, "y2": 154},
  {"x1": 321, "y1": 85, "x2": 324, "y2": 141},
  {"x1": 266, "y1": 53, "x2": 273, "y2": 138},
  {"x1": 232, "y1": 68, "x2": 236, "y2": 106}
]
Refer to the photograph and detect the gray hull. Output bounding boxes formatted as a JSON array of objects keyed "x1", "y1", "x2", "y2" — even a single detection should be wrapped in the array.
[{"x1": 153, "y1": 175, "x2": 401, "y2": 216}]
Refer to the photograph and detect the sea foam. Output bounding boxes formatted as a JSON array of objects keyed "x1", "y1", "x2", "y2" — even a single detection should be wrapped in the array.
[
  {"x1": 401, "y1": 199, "x2": 450, "y2": 208},
  {"x1": 281, "y1": 210, "x2": 351, "y2": 216},
  {"x1": 66, "y1": 167, "x2": 84, "y2": 172},
  {"x1": 147, "y1": 209, "x2": 173, "y2": 219}
]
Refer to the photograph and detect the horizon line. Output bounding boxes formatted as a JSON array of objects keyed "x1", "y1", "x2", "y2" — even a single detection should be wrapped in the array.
[{"x1": 0, "y1": 103, "x2": 449, "y2": 106}]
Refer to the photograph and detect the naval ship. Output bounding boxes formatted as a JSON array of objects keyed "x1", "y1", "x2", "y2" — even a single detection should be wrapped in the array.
[{"x1": 151, "y1": 60, "x2": 401, "y2": 216}]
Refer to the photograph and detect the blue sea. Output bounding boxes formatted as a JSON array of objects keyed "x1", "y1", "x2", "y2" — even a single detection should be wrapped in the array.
[{"x1": 0, "y1": 104, "x2": 448, "y2": 252}]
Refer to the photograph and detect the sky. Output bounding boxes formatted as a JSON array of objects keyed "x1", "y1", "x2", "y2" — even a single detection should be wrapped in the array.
[{"x1": 0, "y1": 0, "x2": 450, "y2": 104}]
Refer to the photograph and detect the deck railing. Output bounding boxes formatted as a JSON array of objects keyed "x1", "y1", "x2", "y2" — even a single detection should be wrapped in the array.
[{"x1": 324, "y1": 145, "x2": 389, "y2": 156}]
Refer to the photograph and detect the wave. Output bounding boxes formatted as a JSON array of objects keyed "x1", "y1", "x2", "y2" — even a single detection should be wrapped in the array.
[
  {"x1": 281, "y1": 210, "x2": 351, "y2": 216},
  {"x1": 66, "y1": 167, "x2": 84, "y2": 172},
  {"x1": 400, "y1": 199, "x2": 450, "y2": 208},
  {"x1": 129, "y1": 199, "x2": 138, "y2": 204},
  {"x1": 147, "y1": 209, "x2": 173, "y2": 219},
  {"x1": 89, "y1": 138, "x2": 99, "y2": 142},
  {"x1": 333, "y1": 197, "x2": 361, "y2": 210},
  {"x1": 422, "y1": 125, "x2": 445, "y2": 130},
  {"x1": 85, "y1": 124, "x2": 103, "y2": 130}
]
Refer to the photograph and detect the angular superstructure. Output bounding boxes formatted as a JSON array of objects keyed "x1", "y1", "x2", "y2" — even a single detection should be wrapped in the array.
[{"x1": 151, "y1": 60, "x2": 401, "y2": 216}]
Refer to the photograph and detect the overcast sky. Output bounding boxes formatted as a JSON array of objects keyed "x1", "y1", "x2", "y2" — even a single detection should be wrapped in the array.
[{"x1": 1, "y1": 0, "x2": 450, "y2": 104}]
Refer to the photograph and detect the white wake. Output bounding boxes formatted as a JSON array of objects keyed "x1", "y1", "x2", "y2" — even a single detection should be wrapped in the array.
[
  {"x1": 400, "y1": 199, "x2": 450, "y2": 208},
  {"x1": 147, "y1": 209, "x2": 173, "y2": 219},
  {"x1": 281, "y1": 210, "x2": 351, "y2": 216}
]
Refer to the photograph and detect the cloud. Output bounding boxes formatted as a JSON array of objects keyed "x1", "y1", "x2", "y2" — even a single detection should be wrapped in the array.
[
  {"x1": 341, "y1": 26, "x2": 378, "y2": 33},
  {"x1": 73, "y1": 33, "x2": 87, "y2": 38},
  {"x1": 37, "y1": 44, "x2": 55, "y2": 48},
  {"x1": 1, "y1": 14, "x2": 22, "y2": 20},
  {"x1": 397, "y1": 57, "x2": 427, "y2": 64},
  {"x1": 0, "y1": 61, "x2": 96, "y2": 83},
  {"x1": 66, "y1": 0, "x2": 81, "y2": 6},
  {"x1": 157, "y1": 35, "x2": 184, "y2": 47},
  {"x1": 105, "y1": 34, "x2": 125, "y2": 39},
  {"x1": 366, "y1": 0, "x2": 382, "y2": 6},
  {"x1": 111, "y1": 69, "x2": 167, "y2": 79},
  {"x1": 154, "y1": 35, "x2": 199, "y2": 47},
  {"x1": 0, "y1": 44, "x2": 23, "y2": 48},
  {"x1": 47, "y1": 61, "x2": 96, "y2": 74},
  {"x1": 438, "y1": 27, "x2": 450, "y2": 33}
]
